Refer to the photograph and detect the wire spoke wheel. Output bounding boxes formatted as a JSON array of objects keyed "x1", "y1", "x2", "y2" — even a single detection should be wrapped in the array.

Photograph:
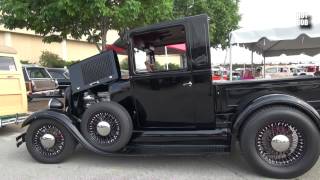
[
  {"x1": 81, "y1": 102, "x2": 133, "y2": 152},
  {"x1": 256, "y1": 121, "x2": 305, "y2": 166},
  {"x1": 88, "y1": 112, "x2": 121, "y2": 145},
  {"x1": 32, "y1": 124, "x2": 65, "y2": 158}
]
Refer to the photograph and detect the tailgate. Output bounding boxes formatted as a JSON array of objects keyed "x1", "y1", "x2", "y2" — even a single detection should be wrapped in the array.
[{"x1": 32, "y1": 78, "x2": 56, "y2": 91}]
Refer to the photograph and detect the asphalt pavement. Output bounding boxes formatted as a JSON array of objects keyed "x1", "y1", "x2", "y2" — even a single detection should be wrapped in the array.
[{"x1": 0, "y1": 99, "x2": 319, "y2": 180}]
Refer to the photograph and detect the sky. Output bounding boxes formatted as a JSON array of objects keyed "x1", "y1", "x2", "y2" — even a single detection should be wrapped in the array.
[{"x1": 211, "y1": 0, "x2": 320, "y2": 65}]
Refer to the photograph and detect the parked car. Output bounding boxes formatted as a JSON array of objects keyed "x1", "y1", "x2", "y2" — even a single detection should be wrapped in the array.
[
  {"x1": 17, "y1": 15, "x2": 320, "y2": 179},
  {"x1": 290, "y1": 66, "x2": 307, "y2": 76},
  {"x1": 211, "y1": 66, "x2": 227, "y2": 81},
  {"x1": 0, "y1": 46, "x2": 28, "y2": 127},
  {"x1": 261, "y1": 65, "x2": 291, "y2": 79},
  {"x1": 296, "y1": 64, "x2": 320, "y2": 76},
  {"x1": 46, "y1": 68, "x2": 70, "y2": 96},
  {"x1": 22, "y1": 65, "x2": 59, "y2": 101}
]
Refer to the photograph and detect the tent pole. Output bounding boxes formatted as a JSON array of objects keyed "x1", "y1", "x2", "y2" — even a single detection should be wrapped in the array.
[
  {"x1": 263, "y1": 55, "x2": 266, "y2": 78},
  {"x1": 251, "y1": 50, "x2": 254, "y2": 71},
  {"x1": 164, "y1": 46, "x2": 168, "y2": 70},
  {"x1": 229, "y1": 46, "x2": 233, "y2": 81}
]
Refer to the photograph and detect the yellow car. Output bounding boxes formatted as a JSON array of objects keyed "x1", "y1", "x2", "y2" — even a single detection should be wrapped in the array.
[{"x1": 0, "y1": 46, "x2": 28, "y2": 127}]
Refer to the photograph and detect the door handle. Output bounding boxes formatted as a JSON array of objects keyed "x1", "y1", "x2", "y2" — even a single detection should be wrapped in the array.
[{"x1": 182, "y1": 81, "x2": 192, "y2": 87}]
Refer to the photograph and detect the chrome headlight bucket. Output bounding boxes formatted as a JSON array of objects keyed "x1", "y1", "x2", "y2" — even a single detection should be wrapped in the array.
[{"x1": 48, "y1": 98, "x2": 64, "y2": 109}]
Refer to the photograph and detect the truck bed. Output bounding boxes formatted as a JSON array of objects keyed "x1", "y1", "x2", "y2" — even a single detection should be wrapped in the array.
[{"x1": 214, "y1": 77, "x2": 320, "y2": 114}]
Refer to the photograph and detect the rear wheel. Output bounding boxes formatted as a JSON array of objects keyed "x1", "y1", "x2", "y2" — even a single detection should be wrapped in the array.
[
  {"x1": 25, "y1": 119, "x2": 76, "y2": 163},
  {"x1": 240, "y1": 105, "x2": 320, "y2": 178},
  {"x1": 81, "y1": 101, "x2": 133, "y2": 152}
]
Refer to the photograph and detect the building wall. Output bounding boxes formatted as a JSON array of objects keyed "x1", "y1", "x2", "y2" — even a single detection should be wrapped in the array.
[
  {"x1": 65, "y1": 40, "x2": 99, "y2": 61},
  {"x1": 0, "y1": 32, "x2": 4, "y2": 46},
  {"x1": 10, "y1": 32, "x2": 62, "y2": 62},
  {"x1": 0, "y1": 27, "x2": 119, "y2": 63}
]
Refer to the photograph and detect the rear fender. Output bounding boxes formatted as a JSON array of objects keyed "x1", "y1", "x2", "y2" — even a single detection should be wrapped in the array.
[
  {"x1": 233, "y1": 94, "x2": 320, "y2": 135},
  {"x1": 22, "y1": 109, "x2": 114, "y2": 155}
]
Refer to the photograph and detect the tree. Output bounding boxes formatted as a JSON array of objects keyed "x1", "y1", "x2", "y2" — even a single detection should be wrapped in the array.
[
  {"x1": 0, "y1": 0, "x2": 173, "y2": 51},
  {"x1": 120, "y1": 58, "x2": 129, "y2": 70},
  {"x1": 173, "y1": 0, "x2": 240, "y2": 48},
  {"x1": 0, "y1": 0, "x2": 239, "y2": 50},
  {"x1": 39, "y1": 51, "x2": 65, "y2": 68},
  {"x1": 39, "y1": 51, "x2": 79, "y2": 68}
]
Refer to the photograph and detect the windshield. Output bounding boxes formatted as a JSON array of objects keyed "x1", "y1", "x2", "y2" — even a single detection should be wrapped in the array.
[{"x1": 47, "y1": 69, "x2": 69, "y2": 79}]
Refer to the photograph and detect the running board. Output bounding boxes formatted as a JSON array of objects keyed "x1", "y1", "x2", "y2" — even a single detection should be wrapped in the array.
[
  {"x1": 130, "y1": 128, "x2": 231, "y2": 147},
  {"x1": 122, "y1": 144, "x2": 230, "y2": 155}
]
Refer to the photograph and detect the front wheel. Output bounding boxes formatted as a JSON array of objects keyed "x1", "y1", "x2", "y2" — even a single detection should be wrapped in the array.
[
  {"x1": 240, "y1": 105, "x2": 320, "y2": 178},
  {"x1": 81, "y1": 101, "x2": 133, "y2": 152},
  {"x1": 25, "y1": 119, "x2": 76, "y2": 163}
]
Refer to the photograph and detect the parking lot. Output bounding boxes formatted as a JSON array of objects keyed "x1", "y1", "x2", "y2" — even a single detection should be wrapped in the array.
[{"x1": 0, "y1": 99, "x2": 319, "y2": 180}]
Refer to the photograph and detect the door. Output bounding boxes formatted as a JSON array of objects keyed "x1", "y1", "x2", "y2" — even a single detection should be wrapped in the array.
[
  {"x1": 26, "y1": 67, "x2": 56, "y2": 91},
  {"x1": 130, "y1": 25, "x2": 195, "y2": 128},
  {"x1": 0, "y1": 53, "x2": 27, "y2": 116}
]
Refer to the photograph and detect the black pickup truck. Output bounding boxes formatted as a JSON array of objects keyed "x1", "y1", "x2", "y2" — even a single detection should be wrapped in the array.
[{"x1": 17, "y1": 14, "x2": 320, "y2": 178}]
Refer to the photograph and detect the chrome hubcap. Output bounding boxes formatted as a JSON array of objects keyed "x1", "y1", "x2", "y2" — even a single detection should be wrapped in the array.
[
  {"x1": 256, "y1": 122, "x2": 305, "y2": 166},
  {"x1": 33, "y1": 124, "x2": 65, "y2": 157},
  {"x1": 88, "y1": 112, "x2": 121, "y2": 145},
  {"x1": 271, "y1": 134, "x2": 290, "y2": 152},
  {"x1": 40, "y1": 133, "x2": 56, "y2": 149},
  {"x1": 96, "y1": 121, "x2": 111, "y2": 136}
]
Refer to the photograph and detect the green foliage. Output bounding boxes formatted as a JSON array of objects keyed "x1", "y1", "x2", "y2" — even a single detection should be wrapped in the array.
[
  {"x1": 120, "y1": 59, "x2": 129, "y2": 70},
  {"x1": 39, "y1": 51, "x2": 65, "y2": 68},
  {"x1": 0, "y1": 0, "x2": 173, "y2": 51},
  {"x1": 168, "y1": 63, "x2": 180, "y2": 70},
  {"x1": 20, "y1": 60, "x2": 31, "y2": 64},
  {"x1": 39, "y1": 51, "x2": 79, "y2": 68},
  {"x1": 173, "y1": 0, "x2": 240, "y2": 48},
  {"x1": 154, "y1": 61, "x2": 166, "y2": 71}
]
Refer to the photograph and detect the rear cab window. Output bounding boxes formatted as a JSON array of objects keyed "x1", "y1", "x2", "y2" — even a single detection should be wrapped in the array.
[{"x1": 27, "y1": 68, "x2": 51, "y2": 79}]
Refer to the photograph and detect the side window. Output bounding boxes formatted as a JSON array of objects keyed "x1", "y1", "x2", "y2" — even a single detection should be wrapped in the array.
[
  {"x1": 28, "y1": 68, "x2": 51, "y2": 78},
  {"x1": 132, "y1": 25, "x2": 187, "y2": 73},
  {"x1": 0, "y1": 56, "x2": 17, "y2": 71}
]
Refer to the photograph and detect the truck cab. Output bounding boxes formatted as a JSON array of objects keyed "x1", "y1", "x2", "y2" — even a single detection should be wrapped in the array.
[
  {"x1": 126, "y1": 14, "x2": 213, "y2": 129},
  {"x1": 18, "y1": 14, "x2": 320, "y2": 179}
]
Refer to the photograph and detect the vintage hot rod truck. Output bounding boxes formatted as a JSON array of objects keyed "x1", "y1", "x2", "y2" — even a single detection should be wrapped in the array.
[{"x1": 16, "y1": 15, "x2": 320, "y2": 178}]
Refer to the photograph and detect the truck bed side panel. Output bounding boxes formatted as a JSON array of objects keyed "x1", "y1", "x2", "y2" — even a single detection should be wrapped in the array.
[{"x1": 214, "y1": 77, "x2": 320, "y2": 115}]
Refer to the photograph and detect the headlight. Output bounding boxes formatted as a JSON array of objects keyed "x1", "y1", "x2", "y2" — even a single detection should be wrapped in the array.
[{"x1": 48, "y1": 98, "x2": 64, "y2": 109}]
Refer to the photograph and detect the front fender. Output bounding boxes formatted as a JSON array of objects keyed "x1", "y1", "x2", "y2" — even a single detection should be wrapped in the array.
[
  {"x1": 21, "y1": 109, "x2": 114, "y2": 155},
  {"x1": 233, "y1": 94, "x2": 320, "y2": 134},
  {"x1": 22, "y1": 109, "x2": 75, "y2": 128}
]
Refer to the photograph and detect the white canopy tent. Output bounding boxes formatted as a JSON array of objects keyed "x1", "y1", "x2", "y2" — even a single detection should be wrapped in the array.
[{"x1": 229, "y1": 24, "x2": 320, "y2": 80}]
